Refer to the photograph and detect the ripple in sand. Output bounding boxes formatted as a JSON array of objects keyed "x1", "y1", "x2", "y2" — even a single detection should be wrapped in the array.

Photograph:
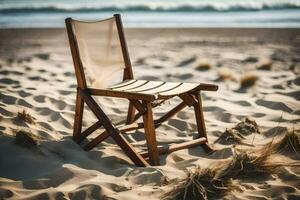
[
  {"x1": 0, "y1": 107, "x2": 13, "y2": 117},
  {"x1": 63, "y1": 71, "x2": 75, "y2": 77},
  {"x1": 138, "y1": 75, "x2": 159, "y2": 81},
  {"x1": 294, "y1": 77, "x2": 300, "y2": 86},
  {"x1": 58, "y1": 90, "x2": 73, "y2": 95},
  {"x1": 252, "y1": 113, "x2": 266, "y2": 118},
  {"x1": 69, "y1": 184, "x2": 102, "y2": 200},
  {"x1": 264, "y1": 127, "x2": 288, "y2": 137},
  {"x1": 38, "y1": 122, "x2": 54, "y2": 131},
  {"x1": 256, "y1": 99, "x2": 293, "y2": 113},
  {"x1": 18, "y1": 90, "x2": 31, "y2": 98},
  {"x1": 28, "y1": 76, "x2": 48, "y2": 82},
  {"x1": 0, "y1": 70, "x2": 23, "y2": 76},
  {"x1": 18, "y1": 99, "x2": 32, "y2": 108},
  {"x1": 33, "y1": 95, "x2": 46, "y2": 103},
  {"x1": 127, "y1": 168, "x2": 166, "y2": 186},
  {"x1": 174, "y1": 73, "x2": 193, "y2": 80},
  {"x1": 176, "y1": 56, "x2": 196, "y2": 67},
  {"x1": 233, "y1": 100, "x2": 251, "y2": 107},
  {"x1": 168, "y1": 119, "x2": 188, "y2": 131},
  {"x1": 0, "y1": 78, "x2": 19, "y2": 85},
  {"x1": 217, "y1": 112, "x2": 232, "y2": 123},
  {"x1": 23, "y1": 167, "x2": 73, "y2": 189},
  {"x1": 34, "y1": 53, "x2": 50, "y2": 60},
  {"x1": 0, "y1": 93, "x2": 17, "y2": 105},
  {"x1": 49, "y1": 98, "x2": 67, "y2": 110}
]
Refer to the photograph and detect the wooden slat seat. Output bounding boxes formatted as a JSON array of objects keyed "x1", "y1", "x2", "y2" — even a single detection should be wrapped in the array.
[{"x1": 108, "y1": 79, "x2": 218, "y2": 99}]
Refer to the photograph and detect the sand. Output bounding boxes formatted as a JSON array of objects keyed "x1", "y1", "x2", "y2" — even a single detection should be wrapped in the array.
[{"x1": 0, "y1": 28, "x2": 299, "y2": 200}]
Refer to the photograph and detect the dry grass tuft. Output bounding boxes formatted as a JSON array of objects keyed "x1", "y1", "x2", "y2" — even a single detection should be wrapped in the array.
[
  {"x1": 271, "y1": 129, "x2": 300, "y2": 156},
  {"x1": 17, "y1": 109, "x2": 35, "y2": 124},
  {"x1": 195, "y1": 62, "x2": 211, "y2": 71},
  {"x1": 163, "y1": 168, "x2": 232, "y2": 200},
  {"x1": 215, "y1": 118, "x2": 260, "y2": 144},
  {"x1": 234, "y1": 118, "x2": 260, "y2": 136},
  {"x1": 163, "y1": 143, "x2": 290, "y2": 200},
  {"x1": 221, "y1": 149, "x2": 272, "y2": 179},
  {"x1": 15, "y1": 130, "x2": 38, "y2": 148},
  {"x1": 163, "y1": 123, "x2": 299, "y2": 200},
  {"x1": 215, "y1": 128, "x2": 245, "y2": 145},
  {"x1": 240, "y1": 73, "x2": 259, "y2": 88},
  {"x1": 217, "y1": 68, "x2": 235, "y2": 81},
  {"x1": 257, "y1": 61, "x2": 273, "y2": 70}
]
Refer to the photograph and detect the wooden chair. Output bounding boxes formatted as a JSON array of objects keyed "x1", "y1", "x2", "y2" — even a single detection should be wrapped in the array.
[{"x1": 65, "y1": 14, "x2": 218, "y2": 167}]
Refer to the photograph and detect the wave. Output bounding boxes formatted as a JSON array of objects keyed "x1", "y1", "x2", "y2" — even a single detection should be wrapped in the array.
[{"x1": 1, "y1": 2, "x2": 300, "y2": 13}]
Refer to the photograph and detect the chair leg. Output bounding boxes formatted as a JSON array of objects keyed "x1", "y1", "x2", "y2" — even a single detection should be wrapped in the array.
[
  {"x1": 80, "y1": 89, "x2": 149, "y2": 167},
  {"x1": 193, "y1": 92, "x2": 213, "y2": 153},
  {"x1": 193, "y1": 92, "x2": 207, "y2": 139},
  {"x1": 73, "y1": 90, "x2": 84, "y2": 143},
  {"x1": 142, "y1": 101, "x2": 160, "y2": 166},
  {"x1": 126, "y1": 101, "x2": 136, "y2": 124}
]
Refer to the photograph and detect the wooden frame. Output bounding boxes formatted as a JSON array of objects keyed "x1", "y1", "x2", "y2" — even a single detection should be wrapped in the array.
[{"x1": 65, "y1": 14, "x2": 218, "y2": 166}]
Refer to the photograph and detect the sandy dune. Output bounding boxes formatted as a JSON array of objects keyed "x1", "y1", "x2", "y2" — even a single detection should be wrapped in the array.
[{"x1": 0, "y1": 28, "x2": 299, "y2": 199}]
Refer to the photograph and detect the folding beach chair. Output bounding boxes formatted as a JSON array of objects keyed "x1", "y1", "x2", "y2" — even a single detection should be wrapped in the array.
[{"x1": 65, "y1": 14, "x2": 218, "y2": 167}]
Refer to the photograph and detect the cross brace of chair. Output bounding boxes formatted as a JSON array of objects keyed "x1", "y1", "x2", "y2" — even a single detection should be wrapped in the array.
[{"x1": 73, "y1": 88, "x2": 211, "y2": 166}]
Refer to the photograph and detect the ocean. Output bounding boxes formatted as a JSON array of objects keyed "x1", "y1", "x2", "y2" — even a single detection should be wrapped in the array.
[{"x1": 0, "y1": 0, "x2": 300, "y2": 28}]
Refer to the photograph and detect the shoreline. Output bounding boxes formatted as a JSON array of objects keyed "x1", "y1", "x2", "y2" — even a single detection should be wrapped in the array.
[{"x1": 1, "y1": 27, "x2": 299, "y2": 58}]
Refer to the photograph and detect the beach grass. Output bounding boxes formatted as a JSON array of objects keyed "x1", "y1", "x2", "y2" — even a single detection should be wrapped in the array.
[
  {"x1": 195, "y1": 62, "x2": 211, "y2": 71},
  {"x1": 215, "y1": 118, "x2": 260, "y2": 144},
  {"x1": 163, "y1": 147, "x2": 276, "y2": 200},
  {"x1": 163, "y1": 167, "x2": 232, "y2": 200},
  {"x1": 271, "y1": 129, "x2": 300, "y2": 155},
  {"x1": 222, "y1": 149, "x2": 272, "y2": 179},
  {"x1": 240, "y1": 73, "x2": 259, "y2": 88},
  {"x1": 17, "y1": 109, "x2": 35, "y2": 124},
  {"x1": 217, "y1": 68, "x2": 235, "y2": 81}
]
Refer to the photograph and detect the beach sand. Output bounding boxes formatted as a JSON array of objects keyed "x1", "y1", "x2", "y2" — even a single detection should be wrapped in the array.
[{"x1": 0, "y1": 28, "x2": 299, "y2": 199}]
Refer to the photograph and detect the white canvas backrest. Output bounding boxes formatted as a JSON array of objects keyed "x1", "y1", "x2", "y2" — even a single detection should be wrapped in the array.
[{"x1": 71, "y1": 17, "x2": 125, "y2": 88}]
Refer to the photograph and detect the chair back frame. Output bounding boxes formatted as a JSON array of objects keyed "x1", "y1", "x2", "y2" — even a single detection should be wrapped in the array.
[{"x1": 65, "y1": 14, "x2": 134, "y2": 89}]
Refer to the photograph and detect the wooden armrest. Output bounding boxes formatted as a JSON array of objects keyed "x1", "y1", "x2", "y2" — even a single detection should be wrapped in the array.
[
  {"x1": 88, "y1": 88, "x2": 156, "y2": 101},
  {"x1": 197, "y1": 83, "x2": 218, "y2": 91}
]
